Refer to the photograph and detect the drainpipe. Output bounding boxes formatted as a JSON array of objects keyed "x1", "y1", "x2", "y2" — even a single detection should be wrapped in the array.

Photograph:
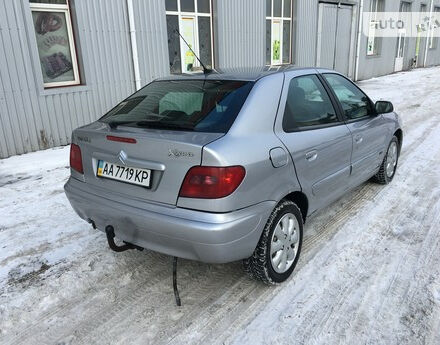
[
  {"x1": 127, "y1": 0, "x2": 141, "y2": 90},
  {"x1": 354, "y1": 0, "x2": 364, "y2": 81},
  {"x1": 423, "y1": 0, "x2": 434, "y2": 67}
]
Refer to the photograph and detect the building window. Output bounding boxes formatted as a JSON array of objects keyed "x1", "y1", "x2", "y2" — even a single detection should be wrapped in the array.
[
  {"x1": 30, "y1": 0, "x2": 81, "y2": 88},
  {"x1": 165, "y1": 0, "x2": 213, "y2": 74},
  {"x1": 429, "y1": 7, "x2": 440, "y2": 49},
  {"x1": 367, "y1": 0, "x2": 384, "y2": 56},
  {"x1": 266, "y1": 0, "x2": 292, "y2": 65}
]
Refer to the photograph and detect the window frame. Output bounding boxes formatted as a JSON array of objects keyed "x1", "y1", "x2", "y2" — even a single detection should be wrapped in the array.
[
  {"x1": 366, "y1": 0, "x2": 384, "y2": 57},
  {"x1": 165, "y1": 0, "x2": 215, "y2": 74},
  {"x1": 266, "y1": 0, "x2": 293, "y2": 65},
  {"x1": 281, "y1": 73, "x2": 346, "y2": 133},
  {"x1": 29, "y1": 0, "x2": 81, "y2": 88},
  {"x1": 321, "y1": 73, "x2": 377, "y2": 123}
]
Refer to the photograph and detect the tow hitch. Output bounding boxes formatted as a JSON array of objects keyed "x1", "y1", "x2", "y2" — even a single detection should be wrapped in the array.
[{"x1": 105, "y1": 225, "x2": 144, "y2": 252}]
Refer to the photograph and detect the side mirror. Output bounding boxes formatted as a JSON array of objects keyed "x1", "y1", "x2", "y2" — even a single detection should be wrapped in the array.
[{"x1": 375, "y1": 101, "x2": 394, "y2": 114}]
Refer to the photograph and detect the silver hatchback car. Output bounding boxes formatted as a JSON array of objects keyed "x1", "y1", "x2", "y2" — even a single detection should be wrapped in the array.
[{"x1": 65, "y1": 67, "x2": 402, "y2": 284}]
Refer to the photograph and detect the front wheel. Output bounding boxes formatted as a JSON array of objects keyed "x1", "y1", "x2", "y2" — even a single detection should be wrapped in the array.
[
  {"x1": 372, "y1": 136, "x2": 399, "y2": 184},
  {"x1": 243, "y1": 200, "x2": 303, "y2": 284}
]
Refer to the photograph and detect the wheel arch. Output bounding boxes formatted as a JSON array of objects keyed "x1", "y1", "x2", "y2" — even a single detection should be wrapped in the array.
[
  {"x1": 394, "y1": 128, "x2": 403, "y2": 153},
  {"x1": 282, "y1": 191, "x2": 309, "y2": 223}
]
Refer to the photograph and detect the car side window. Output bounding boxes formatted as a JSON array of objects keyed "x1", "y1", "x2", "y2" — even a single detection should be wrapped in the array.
[
  {"x1": 323, "y1": 73, "x2": 374, "y2": 120},
  {"x1": 282, "y1": 74, "x2": 338, "y2": 131}
]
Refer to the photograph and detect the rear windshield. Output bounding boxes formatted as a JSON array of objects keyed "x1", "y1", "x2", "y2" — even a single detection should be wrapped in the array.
[{"x1": 100, "y1": 79, "x2": 254, "y2": 133}]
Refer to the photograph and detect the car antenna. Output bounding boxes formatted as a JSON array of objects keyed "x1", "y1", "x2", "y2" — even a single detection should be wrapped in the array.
[{"x1": 174, "y1": 29, "x2": 212, "y2": 75}]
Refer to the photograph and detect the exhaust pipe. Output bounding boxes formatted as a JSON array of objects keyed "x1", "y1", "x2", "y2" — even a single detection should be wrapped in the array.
[{"x1": 105, "y1": 225, "x2": 143, "y2": 252}]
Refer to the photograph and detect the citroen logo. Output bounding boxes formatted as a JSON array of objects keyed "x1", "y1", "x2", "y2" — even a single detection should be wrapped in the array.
[{"x1": 118, "y1": 150, "x2": 128, "y2": 164}]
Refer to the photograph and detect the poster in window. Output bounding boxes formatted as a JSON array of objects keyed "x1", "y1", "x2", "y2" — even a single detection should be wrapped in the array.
[
  {"x1": 367, "y1": 21, "x2": 376, "y2": 55},
  {"x1": 181, "y1": 17, "x2": 196, "y2": 72},
  {"x1": 272, "y1": 20, "x2": 281, "y2": 64},
  {"x1": 32, "y1": 11, "x2": 75, "y2": 84}
]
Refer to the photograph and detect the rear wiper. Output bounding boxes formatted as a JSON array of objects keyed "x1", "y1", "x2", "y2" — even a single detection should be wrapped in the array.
[
  {"x1": 135, "y1": 121, "x2": 195, "y2": 131},
  {"x1": 107, "y1": 120, "x2": 136, "y2": 129},
  {"x1": 106, "y1": 120, "x2": 194, "y2": 131}
]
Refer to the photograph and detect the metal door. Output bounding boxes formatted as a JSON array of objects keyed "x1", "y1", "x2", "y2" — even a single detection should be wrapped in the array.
[
  {"x1": 416, "y1": 4, "x2": 428, "y2": 67},
  {"x1": 395, "y1": 1, "x2": 412, "y2": 72},
  {"x1": 334, "y1": 6, "x2": 353, "y2": 74},
  {"x1": 394, "y1": 29, "x2": 406, "y2": 72},
  {"x1": 317, "y1": 3, "x2": 354, "y2": 77},
  {"x1": 317, "y1": 3, "x2": 337, "y2": 70}
]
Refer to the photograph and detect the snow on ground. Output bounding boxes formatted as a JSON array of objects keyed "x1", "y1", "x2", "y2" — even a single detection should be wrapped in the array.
[{"x1": 1, "y1": 67, "x2": 440, "y2": 345}]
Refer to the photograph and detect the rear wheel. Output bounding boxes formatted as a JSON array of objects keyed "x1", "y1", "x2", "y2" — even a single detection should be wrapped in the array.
[
  {"x1": 243, "y1": 200, "x2": 303, "y2": 284},
  {"x1": 373, "y1": 136, "x2": 399, "y2": 184}
]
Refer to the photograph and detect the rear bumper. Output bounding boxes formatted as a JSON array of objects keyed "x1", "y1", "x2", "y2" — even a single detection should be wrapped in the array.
[{"x1": 64, "y1": 177, "x2": 274, "y2": 263}]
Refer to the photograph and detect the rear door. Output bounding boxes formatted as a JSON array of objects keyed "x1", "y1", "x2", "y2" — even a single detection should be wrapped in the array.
[
  {"x1": 275, "y1": 71, "x2": 353, "y2": 213},
  {"x1": 321, "y1": 73, "x2": 389, "y2": 185}
]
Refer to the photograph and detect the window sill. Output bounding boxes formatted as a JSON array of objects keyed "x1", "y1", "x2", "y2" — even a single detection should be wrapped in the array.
[
  {"x1": 366, "y1": 54, "x2": 382, "y2": 59},
  {"x1": 38, "y1": 84, "x2": 90, "y2": 97},
  {"x1": 265, "y1": 63, "x2": 293, "y2": 67}
]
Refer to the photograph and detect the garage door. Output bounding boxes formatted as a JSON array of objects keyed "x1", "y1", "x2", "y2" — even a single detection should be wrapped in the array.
[{"x1": 316, "y1": 3, "x2": 354, "y2": 77}]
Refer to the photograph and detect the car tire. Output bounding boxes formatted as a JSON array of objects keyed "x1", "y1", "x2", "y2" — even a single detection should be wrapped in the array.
[
  {"x1": 243, "y1": 200, "x2": 303, "y2": 285},
  {"x1": 372, "y1": 136, "x2": 399, "y2": 184}
]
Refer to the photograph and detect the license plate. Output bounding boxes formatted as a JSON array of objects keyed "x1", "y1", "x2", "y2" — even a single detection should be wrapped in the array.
[{"x1": 97, "y1": 160, "x2": 151, "y2": 188}]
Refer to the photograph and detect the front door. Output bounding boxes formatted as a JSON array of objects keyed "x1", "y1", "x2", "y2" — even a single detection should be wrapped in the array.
[
  {"x1": 322, "y1": 73, "x2": 389, "y2": 185},
  {"x1": 275, "y1": 72, "x2": 353, "y2": 213},
  {"x1": 317, "y1": 3, "x2": 355, "y2": 77}
]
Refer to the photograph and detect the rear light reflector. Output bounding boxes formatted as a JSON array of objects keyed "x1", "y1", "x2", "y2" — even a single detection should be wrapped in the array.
[
  {"x1": 179, "y1": 166, "x2": 246, "y2": 199},
  {"x1": 106, "y1": 135, "x2": 137, "y2": 144},
  {"x1": 70, "y1": 143, "x2": 84, "y2": 174}
]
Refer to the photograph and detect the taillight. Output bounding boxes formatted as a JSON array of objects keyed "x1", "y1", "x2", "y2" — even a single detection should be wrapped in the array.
[
  {"x1": 179, "y1": 166, "x2": 246, "y2": 199},
  {"x1": 70, "y1": 143, "x2": 83, "y2": 174}
]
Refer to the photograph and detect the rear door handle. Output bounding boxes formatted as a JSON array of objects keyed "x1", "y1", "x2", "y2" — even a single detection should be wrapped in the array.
[
  {"x1": 305, "y1": 150, "x2": 318, "y2": 162},
  {"x1": 355, "y1": 135, "x2": 363, "y2": 144}
]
